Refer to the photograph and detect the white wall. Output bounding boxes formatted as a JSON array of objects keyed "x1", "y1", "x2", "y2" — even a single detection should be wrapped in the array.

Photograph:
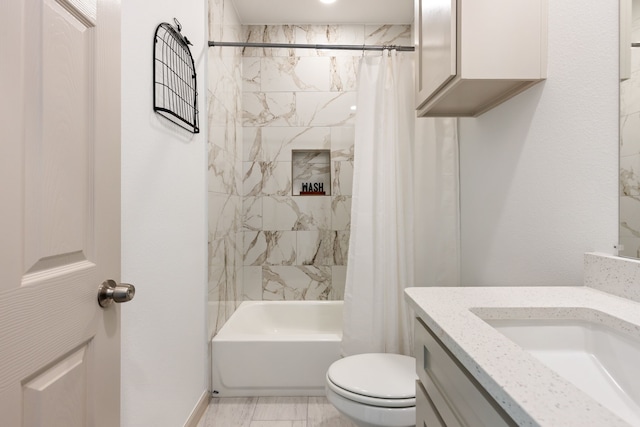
[
  {"x1": 121, "y1": 0, "x2": 208, "y2": 425},
  {"x1": 458, "y1": 1, "x2": 619, "y2": 286}
]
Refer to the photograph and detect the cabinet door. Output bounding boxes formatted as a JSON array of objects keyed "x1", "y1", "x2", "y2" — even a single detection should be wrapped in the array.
[
  {"x1": 415, "y1": 318, "x2": 517, "y2": 427},
  {"x1": 417, "y1": 381, "x2": 446, "y2": 427},
  {"x1": 416, "y1": 0, "x2": 457, "y2": 108}
]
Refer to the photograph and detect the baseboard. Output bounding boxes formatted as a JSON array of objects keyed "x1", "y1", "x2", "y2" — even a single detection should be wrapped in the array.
[{"x1": 183, "y1": 390, "x2": 210, "y2": 427}]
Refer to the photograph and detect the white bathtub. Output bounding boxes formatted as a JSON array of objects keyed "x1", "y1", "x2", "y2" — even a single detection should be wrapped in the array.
[{"x1": 211, "y1": 300, "x2": 343, "y2": 396}]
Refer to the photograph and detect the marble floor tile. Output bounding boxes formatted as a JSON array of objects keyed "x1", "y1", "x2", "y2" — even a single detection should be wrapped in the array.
[
  {"x1": 198, "y1": 396, "x2": 355, "y2": 427},
  {"x1": 201, "y1": 397, "x2": 258, "y2": 427},
  {"x1": 249, "y1": 422, "x2": 307, "y2": 427},
  {"x1": 307, "y1": 397, "x2": 356, "y2": 427},
  {"x1": 252, "y1": 396, "x2": 308, "y2": 421}
]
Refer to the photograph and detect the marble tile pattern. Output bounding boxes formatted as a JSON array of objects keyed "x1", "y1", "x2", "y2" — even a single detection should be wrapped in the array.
[
  {"x1": 292, "y1": 151, "x2": 331, "y2": 196},
  {"x1": 239, "y1": 24, "x2": 410, "y2": 302},
  {"x1": 619, "y1": 14, "x2": 640, "y2": 258},
  {"x1": 208, "y1": 19, "x2": 412, "y2": 318},
  {"x1": 196, "y1": 396, "x2": 356, "y2": 427},
  {"x1": 207, "y1": 0, "x2": 245, "y2": 337}
]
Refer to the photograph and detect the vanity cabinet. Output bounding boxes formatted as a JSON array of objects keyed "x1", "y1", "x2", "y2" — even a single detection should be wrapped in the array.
[
  {"x1": 415, "y1": 0, "x2": 547, "y2": 117},
  {"x1": 414, "y1": 318, "x2": 517, "y2": 427}
]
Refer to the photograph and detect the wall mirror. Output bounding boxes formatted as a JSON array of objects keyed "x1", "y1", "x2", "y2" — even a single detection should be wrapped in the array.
[{"x1": 619, "y1": 0, "x2": 640, "y2": 258}]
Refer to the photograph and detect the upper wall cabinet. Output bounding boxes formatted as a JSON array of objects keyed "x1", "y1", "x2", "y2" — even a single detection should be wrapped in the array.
[{"x1": 415, "y1": 0, "x2": 547, "y2": 117}]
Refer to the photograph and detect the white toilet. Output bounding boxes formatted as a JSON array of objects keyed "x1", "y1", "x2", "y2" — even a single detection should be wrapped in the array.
[{"x1": 325, "y1": 353, "x2": 418, "y2": 427}]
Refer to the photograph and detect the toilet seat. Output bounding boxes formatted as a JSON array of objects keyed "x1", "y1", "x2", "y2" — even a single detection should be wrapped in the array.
[{"x1": 326, "y1": 353, "x2": 417, "y2": 408}]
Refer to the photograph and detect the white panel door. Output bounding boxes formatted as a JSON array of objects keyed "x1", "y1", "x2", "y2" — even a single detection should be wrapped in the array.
[{"x1": 0, "y1": 0, "x2": 123, "y2": 426}]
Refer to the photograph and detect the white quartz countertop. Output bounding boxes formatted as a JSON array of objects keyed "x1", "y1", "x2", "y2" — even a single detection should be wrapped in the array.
[{"x1": 404, "y1": 286, "x2": 640, "y2": 427}]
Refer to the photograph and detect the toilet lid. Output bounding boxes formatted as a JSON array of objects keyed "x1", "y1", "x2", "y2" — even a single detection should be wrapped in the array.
[{"x1": 327, "y1": 353, "x2": 417, "y2": 400}]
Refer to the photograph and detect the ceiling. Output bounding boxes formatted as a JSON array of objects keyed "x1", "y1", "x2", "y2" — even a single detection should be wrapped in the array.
[{"x1": 230, "y1": 0, "x2": 414, "y2": 25}]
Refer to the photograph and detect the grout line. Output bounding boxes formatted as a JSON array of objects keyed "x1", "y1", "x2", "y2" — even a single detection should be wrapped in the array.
[
  {"x1": 249, "y1": 396, "x2": 260, "y2": 422},
  {"x1": 305, "y1": 396, "x2": 310, "y2": 427}
]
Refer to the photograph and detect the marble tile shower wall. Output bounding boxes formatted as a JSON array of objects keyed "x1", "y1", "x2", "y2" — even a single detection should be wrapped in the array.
[
  {"x1": 240, "y1": 25, "x2": 411, "y2": 301},
  {"x1": 206, "y1": 9, "x2": 412, "y2": 333},
  {"x1": 208, "y1": 0, "x2": 245, "y2": 334},
  {"x1": 620, "y1": 10, "x2": 640, "y2": 258}
]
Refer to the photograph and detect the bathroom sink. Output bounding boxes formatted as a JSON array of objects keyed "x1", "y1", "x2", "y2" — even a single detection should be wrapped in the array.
[{"x1": 486, "y1": 318, "x2": 640, "y2": 426}]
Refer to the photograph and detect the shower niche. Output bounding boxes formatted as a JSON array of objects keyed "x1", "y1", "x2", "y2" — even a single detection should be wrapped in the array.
[{"x1": 292, "y1": 150, "x2": 331, "y2": 196}]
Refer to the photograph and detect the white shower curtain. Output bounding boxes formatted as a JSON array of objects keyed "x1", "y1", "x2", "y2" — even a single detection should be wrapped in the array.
[
  {"x1": 342, "y1": 51, "x2": 416, "y2": 356},
  {"x1": 341, "y1": 51, "x2": 460, "y2": 357}
]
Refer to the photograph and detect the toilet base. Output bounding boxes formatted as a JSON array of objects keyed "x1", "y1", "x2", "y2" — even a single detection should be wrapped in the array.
[{"x1": 326, "y1": 384, "x2": 416, "y2": 427}]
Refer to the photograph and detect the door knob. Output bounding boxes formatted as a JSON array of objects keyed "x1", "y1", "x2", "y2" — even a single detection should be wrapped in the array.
[{"x1": 98, "y1": 279, "x2": 135, "y2": 308}]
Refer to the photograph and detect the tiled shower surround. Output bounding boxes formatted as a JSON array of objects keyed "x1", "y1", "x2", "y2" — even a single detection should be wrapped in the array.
[
  {"x1": 208, "y1": 0, "x2": 411, "y2": 334},
  {"x1": 208, "y1": 0, "x2": 244, "y2": 334}
]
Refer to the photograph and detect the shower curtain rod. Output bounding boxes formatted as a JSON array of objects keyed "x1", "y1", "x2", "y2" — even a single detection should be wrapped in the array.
[{"x1": 208, "y1": 41, "x2": 415, "y2": 52}]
